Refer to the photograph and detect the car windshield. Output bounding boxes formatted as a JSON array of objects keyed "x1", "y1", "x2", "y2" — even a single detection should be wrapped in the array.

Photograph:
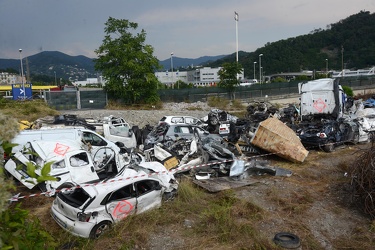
[{"x1": 109, "y1": 126, "x2": 130, "y2": 137}]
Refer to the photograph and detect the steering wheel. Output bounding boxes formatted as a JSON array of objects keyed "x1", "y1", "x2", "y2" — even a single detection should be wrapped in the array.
[{"x1": 93, "y1": 147, "x2": 115, "y2": 171}]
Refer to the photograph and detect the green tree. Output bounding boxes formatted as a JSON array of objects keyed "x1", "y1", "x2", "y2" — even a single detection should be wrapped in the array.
[
  {"x1": 218, "y1": 62, "x2": 243, "y2": 99},
  {"x1": 94, "y1": 17, "x2": 161, "y2": 104}
]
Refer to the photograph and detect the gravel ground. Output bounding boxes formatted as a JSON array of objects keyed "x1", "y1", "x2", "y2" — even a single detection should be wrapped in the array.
[{"x1": 60, "y1": 101, "x2": 214, "y2": 128}]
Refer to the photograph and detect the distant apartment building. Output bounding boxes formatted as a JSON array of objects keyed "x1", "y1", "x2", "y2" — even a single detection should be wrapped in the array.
[
  {"x1": 155, "y1": 67, "x2": 244, "y2": 87},
  {"x1": 0, "y1": 72, "x2": 25, "y2": 85}
]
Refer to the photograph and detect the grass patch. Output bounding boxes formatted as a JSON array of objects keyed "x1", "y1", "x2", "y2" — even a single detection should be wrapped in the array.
[
  {"x1": 207, "y1": 96, "x2": 230, "y2": 110},
  {"x1": 60, "y1": 179, "x2": 272, "y2": 249},
  {"x1": 0, "y1": 99, "x2": 59, "y2": 121}
]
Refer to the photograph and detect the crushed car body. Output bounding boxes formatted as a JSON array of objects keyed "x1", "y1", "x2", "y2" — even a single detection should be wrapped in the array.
[{"x1": 51, "y1": 161, "x2": 178, "y2": 239}]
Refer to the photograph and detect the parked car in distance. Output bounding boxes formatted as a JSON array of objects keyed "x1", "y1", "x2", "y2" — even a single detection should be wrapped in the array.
[
  {"x1": 158, "y1": 115, "x2": 205, "y2": 127},
  {"x1": 144, "y1": 123, "x2": 222, "y2": 149},
  {"x1": 51, "y1": 161, "x2": 178, "y2": 239}
]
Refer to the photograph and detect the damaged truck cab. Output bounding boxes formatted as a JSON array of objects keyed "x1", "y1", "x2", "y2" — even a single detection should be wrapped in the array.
[{"x1": 298, "y1": 78, "x2": 345, "y2": 120}]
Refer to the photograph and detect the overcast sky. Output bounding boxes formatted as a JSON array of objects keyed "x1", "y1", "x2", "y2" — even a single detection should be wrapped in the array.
[{"x1": 1, "y1": 0, "x2": 374, "y2": 61}]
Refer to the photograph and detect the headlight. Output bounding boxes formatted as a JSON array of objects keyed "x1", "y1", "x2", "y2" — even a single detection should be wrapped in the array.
[{"x1": 52, "y1": 160, "x2": 66, "y2": 169}]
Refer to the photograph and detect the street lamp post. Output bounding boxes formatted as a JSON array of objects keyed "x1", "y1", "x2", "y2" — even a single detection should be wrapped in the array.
[
  {"x1": 19, "y1": 49, "x2": 25, "y2": 99},
  {"x1": 259, "y1": 56, "x2": 262, "y2": 84},
  {"x1": 325, "y1": 59, "x2": 328, "y2": 78},
  {"x1": 253, "y1": 62, "x2": 257, "y2": 81},
  {"x1": 234, "y1": 11, "x2": 239, "y2": 80},
  {"x1": 170, "y1": 52, "x2": 174, "y2": 88}
]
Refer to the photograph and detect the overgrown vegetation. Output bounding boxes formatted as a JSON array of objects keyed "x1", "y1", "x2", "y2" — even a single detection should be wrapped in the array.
[
  {"x1": 0, "y1": 99, "x2": 59, "y2": 121},
  {"x1": 0, "y1": 109, "x2": 57, "y2": 249}
]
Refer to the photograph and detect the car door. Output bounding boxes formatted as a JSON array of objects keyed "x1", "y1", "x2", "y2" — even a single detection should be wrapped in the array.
[
  {"x1": 105, "y1": 184, "x2": 137, "y2": 222},
  {"x1": 67, "y1": 152, "x2": 100, "y2": 186},
  {"x1": 172, "y1": 125, "x2": 193, "y2": 140},
  {"x1": 134, "y1": 180, "x2": 163, "y2": 214}
]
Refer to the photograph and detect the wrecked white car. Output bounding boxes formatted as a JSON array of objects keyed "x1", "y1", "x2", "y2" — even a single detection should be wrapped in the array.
[
  {"x1": 4, "y1": 139, "x2": 141, "y2": 193},
  {"x1": 87, "y1": 115, "x2": 137, "y2": 149},
  {"x1": 51, "y1": 161, "x2": 178, "y2": 239}
]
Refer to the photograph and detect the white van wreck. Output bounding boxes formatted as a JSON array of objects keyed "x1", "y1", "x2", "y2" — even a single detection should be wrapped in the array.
[{"x1": 4, "y1": 139, "x2": 139, "y2": 193}]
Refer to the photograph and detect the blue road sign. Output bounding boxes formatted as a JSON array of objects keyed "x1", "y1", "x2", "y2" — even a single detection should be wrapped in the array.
[{"x1": 12, "y1": 83, "x2": 32, "y2": 100}]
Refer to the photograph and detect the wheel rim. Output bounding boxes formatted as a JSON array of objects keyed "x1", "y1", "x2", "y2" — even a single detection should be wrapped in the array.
[{"x1": 95, "y1": 223, "x2": 109, "y2": 238}]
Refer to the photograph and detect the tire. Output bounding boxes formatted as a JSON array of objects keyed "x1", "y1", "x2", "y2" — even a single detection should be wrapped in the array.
[
  {"x1": 89, "y1": 221, "x2": 112, "y2": 239},
  {"x1": 352, "y1": 132, "x2": 360, "y2": 144},
  {"x1": 322, "y1": 140, "x2": 335, "y2": 152},
  {"x1": 209, "y1": 115, "x2": 219, "y2": 126},
  {"x1": 273, "y1": 232, "x2": 301, "y2": 249}
]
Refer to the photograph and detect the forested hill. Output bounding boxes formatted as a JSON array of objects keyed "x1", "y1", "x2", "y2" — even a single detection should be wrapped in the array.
[{"x1": 205, "y1": 11, "x2": 375, "y2": 78}]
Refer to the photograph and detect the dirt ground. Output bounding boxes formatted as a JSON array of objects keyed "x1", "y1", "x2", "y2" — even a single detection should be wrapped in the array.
[{"x1": 12, "y1": 102, "x2": 375, "y2": 249}]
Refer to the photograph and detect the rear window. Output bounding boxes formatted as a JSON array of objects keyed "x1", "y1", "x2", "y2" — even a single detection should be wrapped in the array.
[{"x1": 58, "y1": 188, "x2": 91, "y2": 208}]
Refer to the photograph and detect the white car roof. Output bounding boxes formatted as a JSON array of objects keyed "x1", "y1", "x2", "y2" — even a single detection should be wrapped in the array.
[
  {"x1": 27, "y1": 139, "x2": 85, "y2": 161},
  {"x1": 83, "y1": 161, "x2": 172, "y2": 198}
]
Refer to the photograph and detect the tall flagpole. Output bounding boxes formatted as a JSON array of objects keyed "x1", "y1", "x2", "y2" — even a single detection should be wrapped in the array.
[{"x1": 235, "y1": 11, "x2": 239, "y2": 80}]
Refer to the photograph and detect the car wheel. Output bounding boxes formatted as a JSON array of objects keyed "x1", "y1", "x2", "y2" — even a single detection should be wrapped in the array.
[
  {"x1": 209, "y1": 116, "x2": 219, "y2": 126},
  {"x1": 163, "y1": 189, "x2": 178, "y2": 201},
  {"x1": 273, "y1": 232, "x2": 301, "y2": 249},
  {"x1": 89, "y1": 221, "x2": 112, "y2": 239},
  {"x1": 322, "y1": 140, "x2": 335, "y2": 152},
  {"x1": 352, "y1": 132, "x2": 360, "y2": 144}
]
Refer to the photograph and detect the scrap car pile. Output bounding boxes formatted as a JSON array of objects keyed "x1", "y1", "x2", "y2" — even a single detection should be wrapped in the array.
[{"x1": 3, "y1": 77, "x2": 375, "y2": 239}]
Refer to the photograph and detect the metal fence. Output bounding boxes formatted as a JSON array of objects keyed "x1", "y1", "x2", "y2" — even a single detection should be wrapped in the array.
[
  {"x1": 44, "y1": 77, "x2": 375, "y2": 110},
  {"x1": 45, "y1": 90, "x2": 107, "y2": 110},
  {"x1": 158, "y1": 77, "x2": 375, "y2": 103}
]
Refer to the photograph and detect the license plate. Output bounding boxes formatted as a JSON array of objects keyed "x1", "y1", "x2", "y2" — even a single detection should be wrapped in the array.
[
  {"x1": 219, "y1": 124, "x2": 230, "y2": 134},
  {"x1": 51, "y1": 211, "x2": 67, "y2": 228}
]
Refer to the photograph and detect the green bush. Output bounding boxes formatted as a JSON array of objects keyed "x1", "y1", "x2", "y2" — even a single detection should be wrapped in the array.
[{"x1": 342, "y1": 85, "x2": 354, "y2": 97}]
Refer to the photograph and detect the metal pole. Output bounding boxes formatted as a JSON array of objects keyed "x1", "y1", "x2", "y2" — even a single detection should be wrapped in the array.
[
  {"x1": 235, "y1": 11, "x2": 239, "y2": 80},
  {"x1": 19, "y1": 49, "x2": 25, "y2": 99},
  {"x1": 253, "y1": 62, "x2": 257, "y2": 81},
  {"x1": 325, "y1": 59, "x2": 328, "y2": 77},
  {"x1": 259, "y1": 54, "x2": 263, "y2": 84},
  {"x1": 171, "y1": 52, "x2": 174, "y2": 88},
  {"x1": 341, "y1": 46, "x2": 344, "y2": 71}
]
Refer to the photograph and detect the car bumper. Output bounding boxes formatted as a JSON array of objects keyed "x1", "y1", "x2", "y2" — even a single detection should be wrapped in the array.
[
  {"x1": 51, "y1": 205, "x2": 94, "y2": 238},
  {"x1": 299, "y1": 137, "x2": 329, "y2": 148}
]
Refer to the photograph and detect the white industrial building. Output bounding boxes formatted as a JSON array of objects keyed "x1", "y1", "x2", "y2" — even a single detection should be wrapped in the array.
[
  {"x1": 155, "y1": 67, "x2": 244, "y2": 87},
  {"x1": 72, "y1": 76, "x2": 106, "y2": 87}
]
